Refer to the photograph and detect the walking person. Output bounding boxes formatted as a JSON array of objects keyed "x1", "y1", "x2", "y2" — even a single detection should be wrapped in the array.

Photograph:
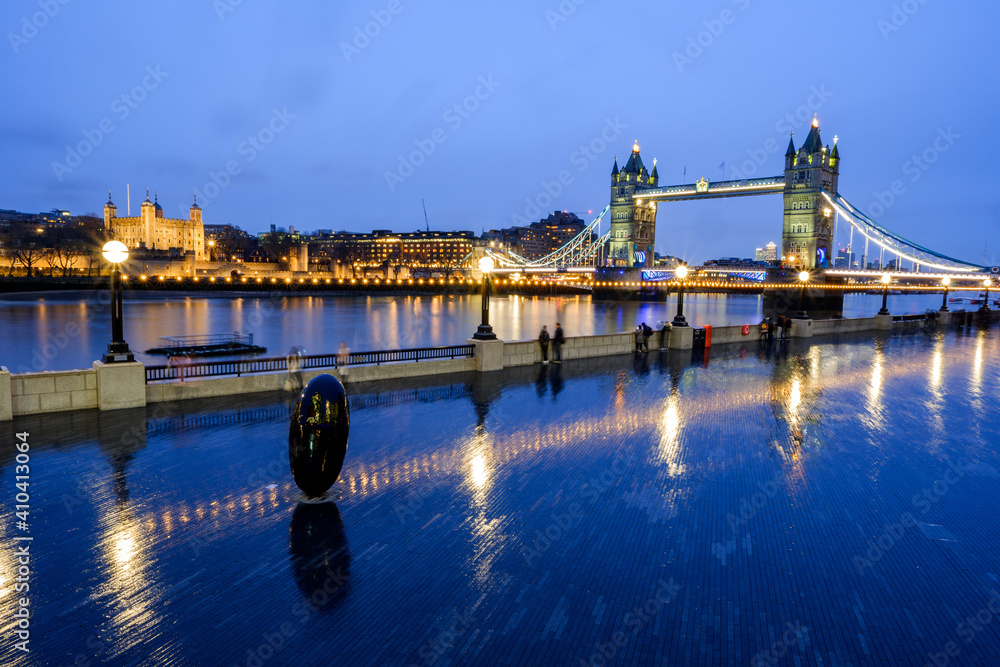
[
  {"x1": 552, "y1": 322, "x2": 565, "y2": 363},
  {"x1": 538, "y1": 325, "x2": 550, "y2": 364}
]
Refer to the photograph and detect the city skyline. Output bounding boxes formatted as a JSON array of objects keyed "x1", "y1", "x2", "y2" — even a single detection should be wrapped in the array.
[{"x1": 3, "y1": 2, "x2": 998, "y2": 264}]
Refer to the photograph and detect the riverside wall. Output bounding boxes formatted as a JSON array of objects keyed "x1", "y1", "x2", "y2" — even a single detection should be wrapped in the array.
[{"x1": 2, "y1": 311, "x2": 995, "y2": 419}]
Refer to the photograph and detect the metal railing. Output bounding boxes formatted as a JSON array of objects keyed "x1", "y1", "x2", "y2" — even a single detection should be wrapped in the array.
[
  {"x1": 156, "y1": 332, "x2": 253, "y2": 348},
  {"x1": 145, "y1": 344, "x2": 476, "y2": 383}
]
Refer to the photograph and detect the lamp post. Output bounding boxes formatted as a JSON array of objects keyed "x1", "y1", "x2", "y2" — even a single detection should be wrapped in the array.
[
  {"x1": 877, "y1": 273, "x2": 891, "y2": 315},
  {"x1": 102, "y1": 240, "x2": 134, "y2": 363},
  {"x1": 671, "y1": 264, "x2": 689, "y2": 327},
  {"x1": 982, "y1": 279, "x2": 993, "y2": 312},
  {"x1": 473, "y1": 256, "x2": 497, "y2": 340},
  {"x1": 796, "y1": 270, "x2": 810, "y2": 319},
  {"x1": 940, "y1": 276, "x2": 950, "y2": 312}
]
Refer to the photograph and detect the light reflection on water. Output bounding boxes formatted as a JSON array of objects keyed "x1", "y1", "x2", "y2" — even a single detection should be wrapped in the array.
[{"x1": 0, "y1": 291, "x2": 948, "y2": 372}]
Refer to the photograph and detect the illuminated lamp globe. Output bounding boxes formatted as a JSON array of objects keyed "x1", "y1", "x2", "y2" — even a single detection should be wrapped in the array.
[
  {"x1": 479, "y1": 256, "x2": 495, "y2": 274},
  {"x1": 985, "y1": 279, "x2": 993, "y2": 288},
  {"x1": 881, "y1": 273, "x2": 891, "y2": 285},
  {"x1": 102, "y1": 240, "x2": 129, "y2": 264},
  {"x1": 675, "y1": 265, "x2": 689, "y2": 280},
  {"x1": 941, "y1": 277, "x2": 951, "y2": 287},
  {"x1": 798, "y1": 271, "x2": 810, "y2": 283}
]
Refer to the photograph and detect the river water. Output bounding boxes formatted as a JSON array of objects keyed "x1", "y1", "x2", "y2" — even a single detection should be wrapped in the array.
[{"x1": 0, "y1": 290, "x2": 953, "y2": 372}]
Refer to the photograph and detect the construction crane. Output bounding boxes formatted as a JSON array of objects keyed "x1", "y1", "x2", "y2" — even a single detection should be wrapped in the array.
[{"x1": 422, "y1": 199, "x2": 430, "y2": 232}]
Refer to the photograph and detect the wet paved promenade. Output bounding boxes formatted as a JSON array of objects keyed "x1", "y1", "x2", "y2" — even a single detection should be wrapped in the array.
[{"x1": 3, "y1": 326, "x2": 1000, "y2": 666}]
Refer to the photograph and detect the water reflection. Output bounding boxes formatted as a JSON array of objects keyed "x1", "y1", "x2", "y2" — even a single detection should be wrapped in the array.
[
  {"x1": 0, "y1": 291, "x2": 950, "y2": 372},
  {"x1": 288, "y1": 502, "x2": 351, "y2": 612}
]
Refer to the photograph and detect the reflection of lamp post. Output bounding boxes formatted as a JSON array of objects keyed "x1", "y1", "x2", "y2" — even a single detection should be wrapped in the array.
[
  {"x1": 878, "y1": 273, "x2": 891, "y2": 315},
  {"x1": 940, "y1": 276, "x2": 951, "y2": 312},
  {"x1": 671, "y1": 264, "x2": 689, "y2": 327},
  {"x1": 473, "y1": 256, "x2": 497, "y2": 340},
  {"x1": 982, "y1": 279, "x2": 993, "y2": 312},
  {"x1": 796, "y1": 270, "x2": 810, "y2": 319},
  {"x1": 102, "y1": 241, "x2": 134, "y2": 362}
]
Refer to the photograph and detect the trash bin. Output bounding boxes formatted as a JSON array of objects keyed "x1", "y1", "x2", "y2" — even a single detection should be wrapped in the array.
[
  {"x1": 702, "y1": 325, "x2": 713, "y2": 348},
  {"x1": 692, "y1": 327, "x2": 707, "y2": 348}
]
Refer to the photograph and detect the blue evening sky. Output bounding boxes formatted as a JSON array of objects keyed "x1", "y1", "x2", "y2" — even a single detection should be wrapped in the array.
[{"x1": 2, "y1": 0, "x2": 997, "y2": 264}]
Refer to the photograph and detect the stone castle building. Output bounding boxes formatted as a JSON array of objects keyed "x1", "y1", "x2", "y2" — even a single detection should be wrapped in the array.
[
  {"x1": 782, "y1": 118, "x2": 840, "y2": 269},
  {"x1": 608, "y1": 142, "x2": 659, "y2": 268},
  {"x1": 104, "y1": 190, "x2": 205, "y2": 259}
]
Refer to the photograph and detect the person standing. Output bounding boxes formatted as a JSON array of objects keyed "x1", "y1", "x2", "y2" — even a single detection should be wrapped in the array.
[
  {"x1": 552, "y1": 322, "x2": 565, "y2": 363},
  {"x1": 641, "y1": 322, "x2": 652, "y2": 352},
  {"x1": 634, "y1": 325, "x2": 644, "y2": 354},
  {"x1": 538, "y1": 325, "x2": 550, "y2": 364}
]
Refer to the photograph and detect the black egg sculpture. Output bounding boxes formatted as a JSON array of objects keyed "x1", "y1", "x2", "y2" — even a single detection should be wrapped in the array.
[{"x1": 289, "y1": 374, "x2": 350, "y2": 497}]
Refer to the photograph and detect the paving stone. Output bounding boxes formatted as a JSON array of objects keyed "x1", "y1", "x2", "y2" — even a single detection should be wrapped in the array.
[{"x1": 4, "y1": 329, "x2": 1000, "y2": 666}]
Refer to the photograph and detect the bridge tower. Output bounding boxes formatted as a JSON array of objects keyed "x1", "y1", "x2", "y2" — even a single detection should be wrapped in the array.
[
  {"x1": 782, "y1": 117, "x2": 840, "y2": 270},
  {"x1": 608, "y1": 142, "x2": 659, "y2": 268}
]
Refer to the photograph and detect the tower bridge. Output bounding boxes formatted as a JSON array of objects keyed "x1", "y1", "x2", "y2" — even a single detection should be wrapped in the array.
[{"x1": 486, "y1": 117, "x2": 989, "y2": 293}]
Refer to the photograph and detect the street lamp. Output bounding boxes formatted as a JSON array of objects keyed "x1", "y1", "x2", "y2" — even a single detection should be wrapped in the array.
[
  {"x1": 982, "y1": 279, "x2": 993, "y2": 312},
  {"x1": 878, "y1": 273, "x2": 891, "y2": 315},
  {"x1": 473, "y1": 256, "x2": 497, "y2": 340},
  {"x1": 102, "y1": 240, "x2": 134, "y2": 363},
  {"x1": 940, "y1": 276, "x2": 950, "y2": 312},
  {"x1": 671, "y1": 264, "x2": 689, "y2": 327},
  {"x1": 796, "y1": 270, "x2": 810, "y2": 319}
]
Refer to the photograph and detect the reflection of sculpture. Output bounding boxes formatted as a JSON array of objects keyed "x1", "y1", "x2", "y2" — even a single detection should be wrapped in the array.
[
  {"x1": 289, "y1": 502, "x2": 351, "y2": 611},
  {"x1": 289, "y1": 374, "x2": 349, "y2": 497}
]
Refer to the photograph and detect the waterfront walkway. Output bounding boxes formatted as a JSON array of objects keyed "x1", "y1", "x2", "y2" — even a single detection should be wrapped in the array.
[{"x1": 3, "y1": 327, "x2": 1000, "y2": 665}]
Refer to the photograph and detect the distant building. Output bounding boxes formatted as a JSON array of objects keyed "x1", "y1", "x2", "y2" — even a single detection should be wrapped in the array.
[
  {"x1": 755, "y1": 241, "x2": 777, "y2": 263},
  {"x1": 704, "y1": 257, "x2": 762, "y2": 269},
  {"x1": 486, "y1": 211, "x2": 593, "y2": 262},
  {"x1": 105, "y1": 190, "x2": 205, "y2": 259},
  {"x1": 310, "y1": 229, "x2": 477, "y2": 275}
]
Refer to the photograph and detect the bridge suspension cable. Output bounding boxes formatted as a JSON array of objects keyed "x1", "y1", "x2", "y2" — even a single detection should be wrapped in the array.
[
  {"x1": 486, "y1": 205, "x2": 610, "y2": 269},
  {"x1": 822, "y1": 191, "x2": 986, "y2": 273}
]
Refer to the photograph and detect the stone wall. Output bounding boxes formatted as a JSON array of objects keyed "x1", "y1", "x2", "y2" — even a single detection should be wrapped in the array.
[
  {"x1": 503, "y1": 333, "x2": 634, "y2": 367},
  {"x1": 9, "y1": 369, "x2": 97, "y2": 415}
]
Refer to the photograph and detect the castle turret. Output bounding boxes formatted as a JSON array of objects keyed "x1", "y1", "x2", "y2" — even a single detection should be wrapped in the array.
[
  {"x1": 782, "y1": 117, "x2": 840, "y2": 270},
  {"x1": 608, "y1": 141, "x2": 658, "y2": 268},
  {"x1": 103, "y1": 191, "x2": 117, "y2": 228}
]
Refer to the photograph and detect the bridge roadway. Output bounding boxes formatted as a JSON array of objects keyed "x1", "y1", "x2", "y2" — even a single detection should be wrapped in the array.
[{"x1": 634, "y1": 175, "x2": 785, "y2": 202}]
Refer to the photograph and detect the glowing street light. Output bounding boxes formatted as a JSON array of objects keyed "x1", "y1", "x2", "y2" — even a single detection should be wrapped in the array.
[
  {"x1": 796, "y1": 270, "x2": 811, "y2": 319},
  {"x1": 982, "y1": 278, "x2": 993, "y2": 312},
  {"x1": 671, "y1": 264, "x2": 689, "y2": 327},
  {"x1": 877, "y1": 273, "x2": 892, "y2": 315},
  {"x1": 940, "y1": 276, "x2": 951, "y2": 312},
  {"x1": 473, "y1": 256, "x2": 497, "y2": 340},
  {"x1": 101, "y1": 241, "x2": 134, "y2": 362}
]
